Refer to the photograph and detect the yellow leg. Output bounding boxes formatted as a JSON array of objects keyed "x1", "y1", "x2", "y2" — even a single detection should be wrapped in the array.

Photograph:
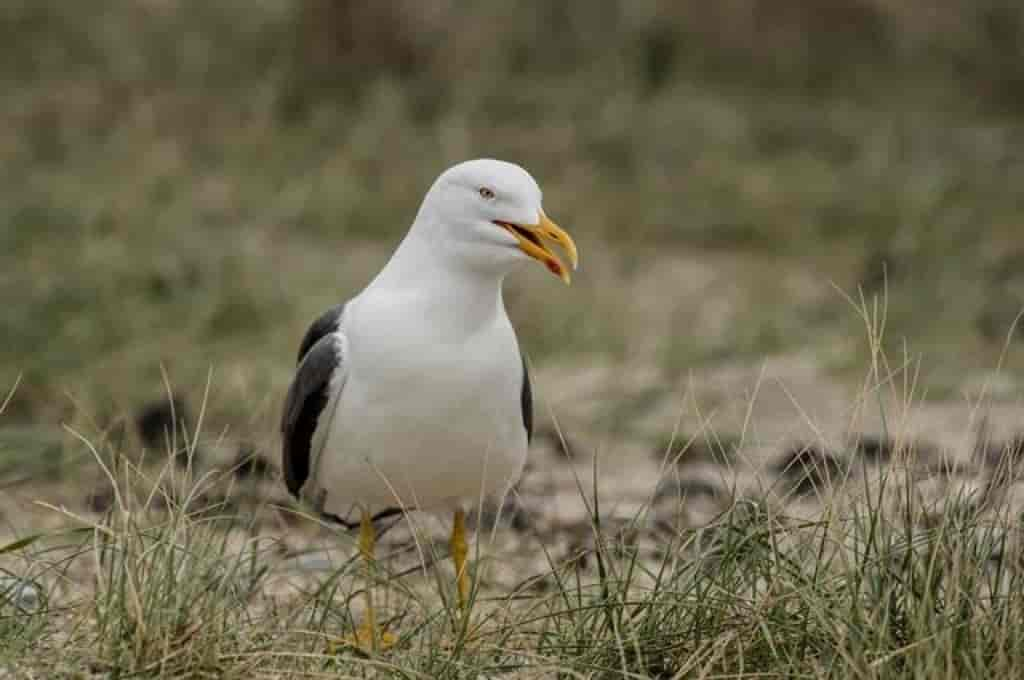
[
  {"x1": 451, "y1": 509, "x2": 470, "y2": 610},
  {"x1": 332, "y1": 510, "x2": 395, "y2": 654},
  {"x1": 359, "y1": 510, "x2": 381, "y2": 651}
]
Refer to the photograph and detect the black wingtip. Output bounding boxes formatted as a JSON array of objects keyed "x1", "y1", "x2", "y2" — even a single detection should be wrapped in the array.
[
  {"x1": 520, "y1": 354, "x2": 533, "y2": 443},
  {"x1": 282, "y1": 381, "x2": 327, "y2": 498}
]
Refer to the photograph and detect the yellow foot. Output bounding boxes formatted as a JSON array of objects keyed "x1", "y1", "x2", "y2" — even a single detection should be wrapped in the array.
[{"x1": 328, "y1": 625, "x2": 396, "y2": 655}]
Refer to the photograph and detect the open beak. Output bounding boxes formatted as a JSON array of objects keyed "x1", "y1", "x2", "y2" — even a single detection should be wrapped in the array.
[{"x1": 495, "y1": 210, "x2": 579, "y2": 284}]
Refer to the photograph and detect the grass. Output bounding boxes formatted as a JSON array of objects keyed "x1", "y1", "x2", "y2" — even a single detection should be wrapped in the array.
[
  {"x1": 3, "y1": 437, "x2": 1023, "y2": 677},
  {"x1": 4, "y1": 1, "x2": 1024, "y2": 676},
  {"x1": 3, "y1": 301, "x2": 1024, "y2": 677}
]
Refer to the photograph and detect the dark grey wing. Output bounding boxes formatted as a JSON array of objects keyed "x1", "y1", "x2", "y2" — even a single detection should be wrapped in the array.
[
  {"x1": 520, "y1": 353, "x2": 533, "y2": 443},
  {"x1": 296, "y1": 303, "x2": 345, "y2": 364},
  {"x1": 281, "y1": 332, "x2": 346, "y2": 498}
]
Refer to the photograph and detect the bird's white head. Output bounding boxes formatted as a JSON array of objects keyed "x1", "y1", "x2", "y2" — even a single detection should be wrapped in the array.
[{"x1": 415, "y1": 159, "x2": 578, "y2": 284}]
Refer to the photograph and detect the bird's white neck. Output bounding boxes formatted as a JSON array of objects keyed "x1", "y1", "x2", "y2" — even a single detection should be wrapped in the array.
[{"x1": 364, "y1": 219, "x2": 508, "y2": 336}]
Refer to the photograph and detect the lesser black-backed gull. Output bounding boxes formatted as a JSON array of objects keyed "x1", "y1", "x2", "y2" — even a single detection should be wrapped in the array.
[{"x1": 281, "y1": 158, "x2": 578, "y2": 650}]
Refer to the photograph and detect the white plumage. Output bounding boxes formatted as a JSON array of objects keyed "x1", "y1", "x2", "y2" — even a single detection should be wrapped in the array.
[
  {"x1": 312, "y1": 263, "x2": 528, "y2": 516},
  {"x1": 281, "y1": 158, "x2": 577, "y2": 523}
]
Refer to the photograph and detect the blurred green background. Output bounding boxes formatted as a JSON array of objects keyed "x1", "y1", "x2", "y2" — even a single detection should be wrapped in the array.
[{"x1": 2, "y1": 0, "x2": 1024, "y2": 446}]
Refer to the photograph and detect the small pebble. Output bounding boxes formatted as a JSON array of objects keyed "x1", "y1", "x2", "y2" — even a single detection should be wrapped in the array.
[{"x1": 0, "y1": 576, "x2": 42, "y2": 613}]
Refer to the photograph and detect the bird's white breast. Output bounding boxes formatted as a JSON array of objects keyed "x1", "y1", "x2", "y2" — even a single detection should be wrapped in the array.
[{"x1": 311, "y1": 288, "x2": 528, "y2": 516}]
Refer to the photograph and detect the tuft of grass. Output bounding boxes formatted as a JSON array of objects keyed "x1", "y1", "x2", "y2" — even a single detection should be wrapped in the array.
[
  {"x1": 10, "y1": 458, "x2": 1024, "y2": 677},
  {"x1": 4, "y1": 320, "x2": 1024, "y2": 678}
]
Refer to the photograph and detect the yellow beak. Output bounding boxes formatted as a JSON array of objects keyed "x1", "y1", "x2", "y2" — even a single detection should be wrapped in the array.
[{"x1": 496, "y1": 210, "x2": 579, "y2": 284}]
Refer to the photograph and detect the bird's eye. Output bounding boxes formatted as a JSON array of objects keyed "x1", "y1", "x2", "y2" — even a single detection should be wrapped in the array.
[{"x1": 478, "y1": 187, "x2": 495, "y2": 200}]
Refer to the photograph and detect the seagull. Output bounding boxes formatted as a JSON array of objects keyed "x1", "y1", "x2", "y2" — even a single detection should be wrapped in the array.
[{"x1": 280, "y1": 159, "x2": 578, "y2": 650}]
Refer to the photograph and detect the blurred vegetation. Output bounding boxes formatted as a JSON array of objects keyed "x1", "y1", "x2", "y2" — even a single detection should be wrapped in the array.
[{"x1": 2, "y1": 0, "x2": 1024, "y2": 434}]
